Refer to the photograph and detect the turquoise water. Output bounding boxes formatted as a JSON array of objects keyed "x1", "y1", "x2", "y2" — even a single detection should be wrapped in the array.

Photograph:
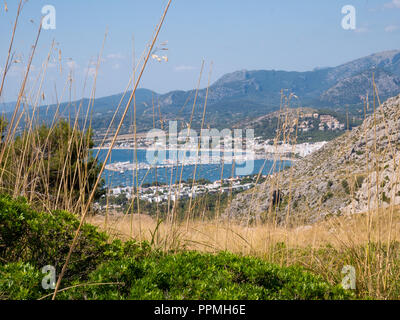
[{"x1": 95, "y1": 149, "x2": 291, "y2": 188}]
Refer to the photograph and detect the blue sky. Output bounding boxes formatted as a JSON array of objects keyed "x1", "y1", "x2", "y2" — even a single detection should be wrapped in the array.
[{"x1": 0, "y1": 0, "x2": 399, "y2": 103}]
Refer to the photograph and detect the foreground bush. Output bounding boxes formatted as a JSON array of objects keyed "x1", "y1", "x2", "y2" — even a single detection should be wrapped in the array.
[
  {"x1": 0, "y1": 194, "x2": 110, "y2": 283},
  {"x1": 0, "y1": 262, "x2": 43, "y2": 300},
  {"x1": 0, "y1": 194, "x2": 353, "y2": 300},
  {"x1": 59, "y1": 251, "x2": 353, "y2": 300}
]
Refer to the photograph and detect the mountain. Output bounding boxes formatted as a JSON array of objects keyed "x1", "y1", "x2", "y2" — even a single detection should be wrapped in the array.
[
  {"x1": 200, "y1": 50, "x2": 400, "y2": 109},
  {"x1": 4, "y1": 50, "x2": 400, "y2": 134},
  {"x1": 226, "y1": 93, "x2": 400, "y2": 225},
  {"x1": 88, "y1": 49, "x2": 400, "y2": 131},
  {"x1": 320, "y1": 68, "x2": 400, "y2": 104},
  {"x1": 324, "y1": 50, "x2": 400, "y2": 82},
  {"x1": 158, "y1": 49, "x2": 400, "y2": 108},
  {"x1": 17, "y1": 88, "x2": 158, "y2": 132},
  {"x1": 0, "y1": 102, "x2": 15, "y2": 113},
  {"x1": 0, "y1": 101, "x2": 31, "y2": 114}
]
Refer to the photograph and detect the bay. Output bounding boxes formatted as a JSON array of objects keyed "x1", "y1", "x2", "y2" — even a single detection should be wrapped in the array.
[{"x1": 94, "y1": 149, "x2": 291, "y2": 188}]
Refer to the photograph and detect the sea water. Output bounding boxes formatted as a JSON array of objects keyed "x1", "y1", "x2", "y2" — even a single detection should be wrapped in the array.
[{"x1": 94, "y1": 149, "x2": 291, "y2": 188}]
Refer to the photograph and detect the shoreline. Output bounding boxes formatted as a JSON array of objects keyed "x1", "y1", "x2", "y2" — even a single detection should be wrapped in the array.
[{"x1": 92, "y1": 147, "x2": 297, "y2": 162}]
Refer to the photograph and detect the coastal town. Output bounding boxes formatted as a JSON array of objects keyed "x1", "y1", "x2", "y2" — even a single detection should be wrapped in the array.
[
  {"x1": 94, "y1": 175, "x2": 262, "y2": 211},
  {"x1": 298, "y1": 112, "x2": 346, "y2": 132},
  {"x1": 99, "y1": 134, "x2": 327, "y2": 159},
  {"x1": 276, "y1": 111, "x2": 347, "y2": 135}
]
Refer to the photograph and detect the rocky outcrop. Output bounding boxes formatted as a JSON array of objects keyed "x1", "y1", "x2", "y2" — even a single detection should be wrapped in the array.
[
  {"x1": 226, "y1": 94, "x2": 400, "y2": 225},
  {"x1": 320, "y1": 68, "x2": 400, "y2": 104}
]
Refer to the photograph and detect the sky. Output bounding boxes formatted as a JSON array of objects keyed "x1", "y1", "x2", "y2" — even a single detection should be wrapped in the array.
[{"x1": 0, "y1": 0, "x2": 399, "y2": 103}]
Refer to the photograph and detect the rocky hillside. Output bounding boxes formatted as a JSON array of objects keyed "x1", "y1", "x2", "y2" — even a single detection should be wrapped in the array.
[
  {"x1": 226, "y1": 94, "x2": 400, "y2": 225},
  {"x1": 320, "y1": 68, "x2": 400, "y2": 104},
  {"x1": 324, "y1": 50, "x2": 400, "y2": 83},
  {"x1": 235, "y1": 107, "x2": 362, "y2": 143}
]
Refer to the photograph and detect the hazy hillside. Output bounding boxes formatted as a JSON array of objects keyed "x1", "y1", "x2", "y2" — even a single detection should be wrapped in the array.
[
  {"x1": 5, "y1": 50, "x2": 400, "y2": 135},
  {"x1": 320, "y1": 68, "x2": 400, "y2": 104},
  {"x1": 325, "y1": 50, "x2": 400, "y2": 82},
  {"x1": 0, "y1": 101, "x2": 31, "y2": 114}
]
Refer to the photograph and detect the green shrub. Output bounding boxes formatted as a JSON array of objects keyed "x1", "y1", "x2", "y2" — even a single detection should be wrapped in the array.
[
  {"x1": 0, "y1": 262, "x2": 43, "y2": 300},
  {"x1": 0, "y1": 194, "x2": 152, "y2": 285},
  {"x1": 0, "y1": 194, "x2": 110, "y2": 283},
  {"x1": 322, "y1": 192, "x2": 333, "y2": 203},
  {"x1": 354, "y1": 175, "x2": 365, "y2": 192},
  {"x1": 382, "y1": 192, "x2": 390, "y2": 204},
  {"x1": 60, "y1": 252, "x2": 353, "y2": 300},
  {"x1": 341, "y1": 180, "x2": 350, "y2": 194}
]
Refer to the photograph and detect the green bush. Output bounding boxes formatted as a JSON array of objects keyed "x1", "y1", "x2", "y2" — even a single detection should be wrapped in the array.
[
  {"x1": 0, "y1": 194, "x2": 152, "y2": 285},
  {"x1": 341, "y1": 180, "x2": 350, "y2": 194},
  {"x1": 354, "y1": 175, "x2": 365, "y2": 192},
  {"x1": 322, "y1": 192, "x2": 334, "y2": 203},
  {"x1": 60, "y1": 252, "x2": 353, "y2": 300},
  {"x1": 382, "y1": 192, "x2": 390, "y2": 204},
  {"x1": 0, "y1": 262, "x2": 43, "y2": 300}
]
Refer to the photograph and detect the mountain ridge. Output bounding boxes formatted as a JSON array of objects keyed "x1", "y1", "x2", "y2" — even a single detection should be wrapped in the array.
[{"x1": 4, "y1": 49, "x2": 400, "y2": 133}]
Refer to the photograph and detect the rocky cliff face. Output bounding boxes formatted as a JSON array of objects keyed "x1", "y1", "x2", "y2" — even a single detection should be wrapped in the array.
[
  {"x1": 226, "y1": 94, "x2": 400, "y2": 225},
  {"x1": 320, "y1": 69, "x2": 400, "y2": 104},
  {"x1": 325, "y1": 50, "x2": 400, "y2": 82}
]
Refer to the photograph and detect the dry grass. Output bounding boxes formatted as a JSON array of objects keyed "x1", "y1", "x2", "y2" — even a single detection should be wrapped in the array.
[
  {"x1": 88, "y1": 206, "x2": 400, "y2": 252},
  {"x1": 87, "y1": 204, "x2": 400, "y2": 300}
]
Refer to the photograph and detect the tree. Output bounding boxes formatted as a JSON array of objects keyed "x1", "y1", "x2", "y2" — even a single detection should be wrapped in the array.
[{"x1": 1, "y1": 119, "x2": 105, "y2": 212}]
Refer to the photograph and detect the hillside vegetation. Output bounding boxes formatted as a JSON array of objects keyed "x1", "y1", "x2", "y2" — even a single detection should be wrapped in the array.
[{"x1": 227, "y1": 93, "x2": 400, "y2": 224}]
